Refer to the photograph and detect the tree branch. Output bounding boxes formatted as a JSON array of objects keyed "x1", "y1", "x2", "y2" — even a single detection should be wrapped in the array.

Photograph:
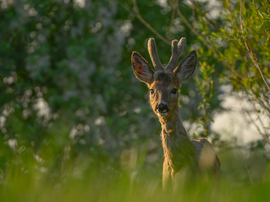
[
  {"x1": 175, "y1": 6, "x2": 218, "y2": 57},
  {"x1": 239, "y1": 0, "x2": 270, "y2": 91},
  {"x1": 132, "y1": 0, "x2": 170, "y2": 45},
  {"x1": 189, "y1": 0, "x2": 220, "y2": 31}
]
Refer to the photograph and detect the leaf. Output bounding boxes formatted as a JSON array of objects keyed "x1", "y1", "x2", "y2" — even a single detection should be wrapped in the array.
[{"x1": 193, "y1": 131, "x2": 199, "y2": 136}]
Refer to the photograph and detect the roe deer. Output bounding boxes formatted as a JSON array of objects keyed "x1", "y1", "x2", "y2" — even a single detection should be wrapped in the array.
[{"x1": 131, "y1": 37, "x2": 221, "y2": 189}]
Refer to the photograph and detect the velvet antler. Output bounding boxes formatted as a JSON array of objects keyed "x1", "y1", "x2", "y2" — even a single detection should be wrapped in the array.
[
  {"x1": 147, "y1": 38, "x2": 164, "y2": 71},
  {"x1": 165, "y1": 37, "x2": 186, "y2": 71}
]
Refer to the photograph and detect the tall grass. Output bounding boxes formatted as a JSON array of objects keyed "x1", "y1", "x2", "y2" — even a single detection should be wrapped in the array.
[{"x1": 1, "y1": 148, "x2": 270, "y2": 202}]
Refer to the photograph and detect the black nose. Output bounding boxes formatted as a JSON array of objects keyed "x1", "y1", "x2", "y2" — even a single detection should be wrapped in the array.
[{"x1": 156, "y1": 103, "x2": 169, "y2": 113}]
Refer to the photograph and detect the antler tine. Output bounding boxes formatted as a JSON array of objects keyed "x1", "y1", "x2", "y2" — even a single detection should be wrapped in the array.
[
  {"x1": 165, "y1": 37, "x2": 186, "y2": 71},
  {"x1": 148, "y1": 38, "x2": 164, "y2": 71}
]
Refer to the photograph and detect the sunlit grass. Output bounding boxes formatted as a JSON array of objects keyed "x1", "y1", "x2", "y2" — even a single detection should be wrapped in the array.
[{"x1": 1, "y1": 157, "x2": 270, "y2": 202}]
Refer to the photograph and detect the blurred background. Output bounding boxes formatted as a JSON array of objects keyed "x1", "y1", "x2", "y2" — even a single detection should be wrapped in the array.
[{"x1": 0, "y1": 0, "x2": 270, "y2": 200}]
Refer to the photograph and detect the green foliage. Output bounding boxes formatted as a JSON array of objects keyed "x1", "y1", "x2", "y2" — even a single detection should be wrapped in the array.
[
  {"x1": 0, "y1": 0, "x2": 161, "y2": 174},
  {"x1": 1, "y1": 0, "x2": 270, "y2": 198},
  {"x1": 195, "y1": 0, "x2": 270, "y2": 144},
  {"x1": 1, "y1": 150, "x2": 270, "y2": 202}
]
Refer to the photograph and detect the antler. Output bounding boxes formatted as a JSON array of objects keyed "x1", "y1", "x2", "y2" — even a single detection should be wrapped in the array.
[
  {"x1": 165, "y1": 37, "x2": 186, "y2": 71},
  {"x1": 148, "y1": 38, "x2": 164, "y2": 71}
]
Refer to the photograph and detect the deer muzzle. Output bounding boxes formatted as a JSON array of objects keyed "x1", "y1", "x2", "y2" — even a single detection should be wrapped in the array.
[{"x1": 155, "y1": 103, "x2": 170, "y2": 117}]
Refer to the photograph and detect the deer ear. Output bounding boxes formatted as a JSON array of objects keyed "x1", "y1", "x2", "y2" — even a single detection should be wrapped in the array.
[
  {"x1": 131, "y1": 51, "x2": 154, "y2": 84},
  {"x1": 173, "y1": 50, "x2": 197, "y2": 83}
]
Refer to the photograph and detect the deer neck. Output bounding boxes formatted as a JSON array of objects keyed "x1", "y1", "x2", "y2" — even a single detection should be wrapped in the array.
[
  {"x1": 158, "y1": 106, "x2": 196, "y2": 172},
  {"x1": 158, "y1": 106, "x2": 187, "y2": 136}
]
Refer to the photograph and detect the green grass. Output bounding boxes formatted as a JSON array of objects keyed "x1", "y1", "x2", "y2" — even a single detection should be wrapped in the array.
[
  {"x1": 1, "y1": 162, "x2": 270, "y2": 202},
  {"x1": 1, "y1": 145, "x2": 270, "y2": 202}
]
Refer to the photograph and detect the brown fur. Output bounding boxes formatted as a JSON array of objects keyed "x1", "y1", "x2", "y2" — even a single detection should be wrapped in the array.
[{"x1": 131, "y1": 38, "x2": 221, "y2": 189}]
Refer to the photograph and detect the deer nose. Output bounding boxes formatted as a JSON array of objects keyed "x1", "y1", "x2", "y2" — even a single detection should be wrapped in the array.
[{"x1": 156, "y1": 103, "x2": 169, "y2": 113}]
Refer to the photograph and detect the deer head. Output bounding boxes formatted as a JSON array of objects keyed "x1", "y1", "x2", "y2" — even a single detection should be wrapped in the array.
[{"x1": 131, "y1": 38, "x2": 197, "y2": 117}]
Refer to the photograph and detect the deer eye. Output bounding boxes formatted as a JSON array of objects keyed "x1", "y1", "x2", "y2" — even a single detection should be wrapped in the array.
[
  {"x1": 150, "y1": 89, "x2": 155, "y2": 95},
  {"x1": 171, "y1": 89, "x2": 178, "y2": 95}
]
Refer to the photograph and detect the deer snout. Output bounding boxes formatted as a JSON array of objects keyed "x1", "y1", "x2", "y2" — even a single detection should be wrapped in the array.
[{"x1": 155, "y1": 103, "x2": 170, "y2": 116}]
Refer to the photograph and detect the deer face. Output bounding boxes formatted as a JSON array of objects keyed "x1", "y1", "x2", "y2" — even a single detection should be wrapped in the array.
[
  {"x1": 131, "y1": 38, "x2": 197, "y2": 117},
  {"x1": 148, "y1": 72, "x2": 179, "y2": 117}
]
